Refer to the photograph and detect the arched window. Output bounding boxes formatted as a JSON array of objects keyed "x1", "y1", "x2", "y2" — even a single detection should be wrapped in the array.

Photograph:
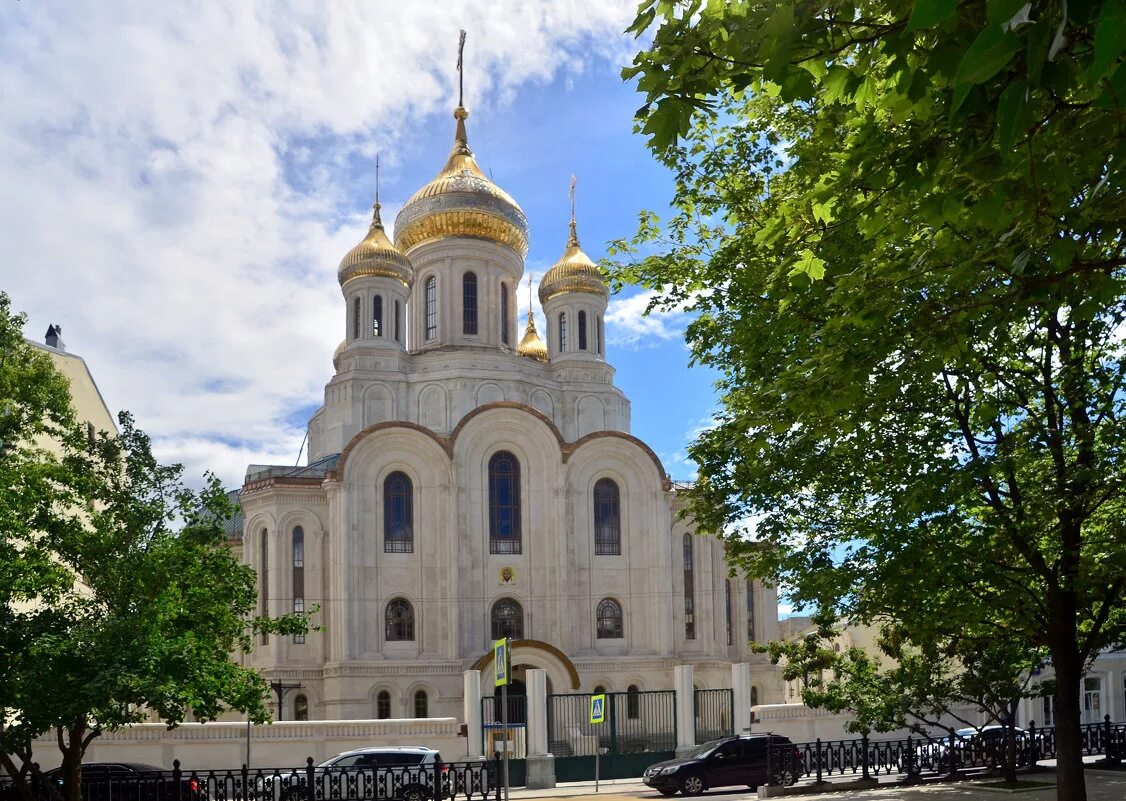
[
  {"x1": 394, "y1": 299, "x2": 402, "y2": 343},
  {"x1": 489, "y1": 451, "x2": 521, "y2": 554},
  {"x1": 292, "y1": 526, "x2": 305, "y2": 644},
  {"x1": 500, "y1": 284, "x2": 510, "y2": 345},
  {"x1": 383, "y1": 472, "x2": 413, "y2": 553},
  {"x1": 596, "y1": 598, "x2": 623, "y2": 639},
  {"x1": 385, "y1": 598, "x2": 414, "y2": 641},
  {"x1": 683, "y1": 534, "x2": 695, "y2": 640},
  {"x1": 425, "y1": 277, "x2": 437, "y2": 340},
  {"x1": 294, "y1": 694, "x2": 308, "y2": 721},
  {"x1": 578, "y1": 310, "x2": 588, "y2": 350},
  {"x1": 746, "y1": 578, "x2": 756, "y2": 644},
  {"x1": 558, "y1": 313, "x2": 568, "y2": 352},
  {"x1": 491, "y1": 598, "x2": 524, "y2": 640},
  {"x1": 593, "y1": 478, "x2": 621, "y2": 555},
  {"x1": 414, "y1": 690, "x2": 428, "y2": 718},
  {"x1": 463, "y1": 272, "x2": 478, "y2": 335},
  {"x1": 725, "y1": 579, "x2": 733, "y2": 645},
  {"x1": 259, "y1": 529, "x2": 270, "y2": 644},
  {"x1": 751, "y1": 686, "x2": 759, "y2": 707},
  {"x1": 352, "y1": 297, "x2": 361, "y2": 340},
  {"x1": 376, "y1": 691, "x2": 392, "y2": 719},
  {"x1": 593, "y1": 685, "x2": 606, "y2": 695},
  {"x1": 627, "y1": 685, "x2": 640, "y2": 719},
  {"x1": 372, "y1": 294, "x2": 383, "y2": 337}
]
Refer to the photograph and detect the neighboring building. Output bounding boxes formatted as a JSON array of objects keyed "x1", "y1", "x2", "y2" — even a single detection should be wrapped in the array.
[
  {"x1": 28, "y1": 324, "x2": 117, "y2": 444},
  {"x1": 233, "y1": 100, "x2": 781, "y2": 722}
]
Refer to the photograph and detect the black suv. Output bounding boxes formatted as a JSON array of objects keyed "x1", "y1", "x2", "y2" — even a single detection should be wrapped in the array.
[{"x1": 642, "y1": 736, "x2": 801, "y2": 795}]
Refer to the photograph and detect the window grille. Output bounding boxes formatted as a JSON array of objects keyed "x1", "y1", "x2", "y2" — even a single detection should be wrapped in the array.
[
  {"x1": 593, "y1": 478, "x2": 621, "y2": 555},
  {"x1": 489, "y1": 451, "x2": 521, "y2": 554},
  {"x1": 384, "y1": 472, "x2": 414, "y2": 553},
  {"x1": 385, "y1": 598, "x2": 415, "y2": 641},
  {"x1": 463, "y1": 272, "x2": 478, "y2": 335},
  {"x1": 491, "y1": 598, "x2": 524, "y2": 640},
  {"x1": 596, "y1": 598, "x2": 623, "y2": 639},
  {"x1": 425, "y1": 277, "x2": 437, "y2": 340}
]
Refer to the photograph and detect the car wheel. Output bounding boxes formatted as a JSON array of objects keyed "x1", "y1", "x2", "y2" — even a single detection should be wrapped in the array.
[
  {"x1": 658, "y1": 789, "x2": 678, "y2": 797},
  {"x1": 779, "y1": 767, "x2": 798, "y2": 787},
  {"x1": 678, "y1": 774, "x2": 705, "y2": 796},
  {"x1": 401, "y1": 786, "x2": 427, "y2": 801}
]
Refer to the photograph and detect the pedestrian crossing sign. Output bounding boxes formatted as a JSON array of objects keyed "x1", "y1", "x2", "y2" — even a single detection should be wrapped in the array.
[
  {"x1": 494, "y1": 637, "x2": 509, "y2": 687},
  {"x1": 590, "y1": 693, "x2": 606, "y2": 724}
]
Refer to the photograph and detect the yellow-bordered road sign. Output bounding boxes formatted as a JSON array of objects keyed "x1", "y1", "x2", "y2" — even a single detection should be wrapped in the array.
[
  {"x1": 494, "y1": 637, "x2": 509, "y2": 687},
  {"x1": 590, "y1": 693, "x2": 606, "y2": 724}
]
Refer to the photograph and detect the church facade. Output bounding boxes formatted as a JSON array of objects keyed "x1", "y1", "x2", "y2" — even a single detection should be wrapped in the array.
[{"x1": 236, "y1": 102, "x2": 780, "y2": 723}]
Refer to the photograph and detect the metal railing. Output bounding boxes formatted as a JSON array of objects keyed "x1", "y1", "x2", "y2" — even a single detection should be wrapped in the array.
[{"x1": 693, "y1": 689, "x2": 734, "y2": 743}]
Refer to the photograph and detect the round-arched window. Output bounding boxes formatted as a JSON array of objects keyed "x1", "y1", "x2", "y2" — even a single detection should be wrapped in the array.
[
  {"x1": 385, "y1": 598, "x2": 415, "y2": 641},
  {"x1": 596, "y1": 598, "x2": 623, "y2": 639},
  {"x1": 491, "y1": 598, "x2": 524, "y2": 640}
]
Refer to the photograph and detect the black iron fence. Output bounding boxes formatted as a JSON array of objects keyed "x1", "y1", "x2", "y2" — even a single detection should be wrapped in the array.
[
  {"x1": 0, "y1": 758, "x2": 500, "y2": 801},
  {"x1": 764, "y1": 715, "x2": 1126, "y2": 787},
  {"x1": 693, "y1": 689, "x2": 734, "y2": 743}
]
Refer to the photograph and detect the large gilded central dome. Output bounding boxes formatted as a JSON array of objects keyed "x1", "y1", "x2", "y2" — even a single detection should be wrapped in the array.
[{"x1": 394, "y1": 107, "x2": 529, "y2": 258}]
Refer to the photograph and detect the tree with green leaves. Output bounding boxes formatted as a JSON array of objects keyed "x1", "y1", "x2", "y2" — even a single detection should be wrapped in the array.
[
  {"x1": 614, "y1": 1, "x2": 1126, "y2": 798},
  {"x1": 0, "y1": 293, "x2": 309, "y2": 801}
]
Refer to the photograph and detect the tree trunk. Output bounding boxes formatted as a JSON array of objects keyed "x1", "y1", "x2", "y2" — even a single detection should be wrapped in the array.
[{"x1": 1050, "y1": 596, "x2": 1087, "y2": 801}]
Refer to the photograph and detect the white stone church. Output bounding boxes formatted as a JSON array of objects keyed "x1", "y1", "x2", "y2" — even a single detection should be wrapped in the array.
[{"x1": 234, "y1": 100, "x2": 781, "y2": 724}]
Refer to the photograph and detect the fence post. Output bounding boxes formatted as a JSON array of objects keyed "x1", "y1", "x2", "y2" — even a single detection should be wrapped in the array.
[
  {"x1": 861, "y1": 733, "x2": 870, "y2": 780},
  {"x1": 240, "y1": 764, "x2": 249, "y2": 801},
  {"x1": 947, "y1": 728, "x2": 958, "y2": 776},
  {"x1": 766, "y1": 737, "x2": 773, "y2": 786},
  {"x1": 905, "y1": 735, "x2": 914, "y2": 779},
  {"x1": 493, "y1": 753, "x2": 502, "y2": 801},
  {"x1": 305, "y1": 757, "x2": 315, "y2": 801},
  {"x1": 31, "y1": 763, "x2": 40, "y2": 801},
  {"x1": 813, "y1": 738, "x2": 822, "y2": 784},
  {"x1": 434, "y1": 756, "x2": 444, "y2": 801},
  {"x1": 173, "y1": 760, "x2": 183, "y2": 801}
]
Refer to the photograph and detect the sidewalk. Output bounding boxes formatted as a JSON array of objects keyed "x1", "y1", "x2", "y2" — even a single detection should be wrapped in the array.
[{"x1": 504, "y1": 766, "x2": 1126, "y2": 800}]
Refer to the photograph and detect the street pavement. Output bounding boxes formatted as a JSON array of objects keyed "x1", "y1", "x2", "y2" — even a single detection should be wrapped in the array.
[{"x1": 505, "y1": 767, "x2": 1126, "y2": 801}]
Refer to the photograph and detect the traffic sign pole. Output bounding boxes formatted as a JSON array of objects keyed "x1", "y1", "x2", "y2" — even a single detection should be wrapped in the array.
[
  {"x1": 494, "y1": 637, "x2": 511, "y2": 801},
  {"x1": 589, "y1": 694, "x2": 607, "y2": 793}
]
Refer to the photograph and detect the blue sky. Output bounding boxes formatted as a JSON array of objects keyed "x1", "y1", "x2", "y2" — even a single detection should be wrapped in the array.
[{"x1": 1, "y1": 2, "x2": 719, "y2": 489}]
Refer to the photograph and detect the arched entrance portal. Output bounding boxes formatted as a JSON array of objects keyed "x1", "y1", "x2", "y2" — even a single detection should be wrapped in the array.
[{"x1": 494, "y1": 678, "x2": 527, "y2": 724}]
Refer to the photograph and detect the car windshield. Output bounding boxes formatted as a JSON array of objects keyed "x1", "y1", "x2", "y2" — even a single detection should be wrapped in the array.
[{"x1": 683, "y1": 740, "x2": 726, "y2": 759}]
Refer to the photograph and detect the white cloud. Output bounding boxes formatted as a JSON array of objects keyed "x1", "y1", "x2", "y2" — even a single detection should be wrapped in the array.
[
  {"x1": 0, "y1": 1, "x2": 638, "y2": 488},
  {"x1": 605, "y1": 288, "x2": 692, "y2": 348}
]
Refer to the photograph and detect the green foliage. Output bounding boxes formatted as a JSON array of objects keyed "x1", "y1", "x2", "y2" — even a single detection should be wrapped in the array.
[
  {"x1": 617, "y1": 2, "x2": 1125, "y2": 797},
  {"x1": 0, "y1": 293, "x2": 310, "y2": 799}
]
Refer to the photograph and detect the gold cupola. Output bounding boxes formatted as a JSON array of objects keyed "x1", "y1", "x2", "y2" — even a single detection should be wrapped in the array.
[
  {"x1": 393, "y1": 106, "x2": 529, "y2": 257},
  {"x1": 517, "y1": 275, "x2": 548, "y2": 362},
  {"x1": 538, "y1": 218, "x2": 608, "y2": 305},
  {"x1": 338, "y1": 202, "x2": 414, "y2": 288}
]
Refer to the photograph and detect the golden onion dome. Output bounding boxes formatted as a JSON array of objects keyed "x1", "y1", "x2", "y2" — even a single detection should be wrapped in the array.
[
  {"x1": 338, "y1": 203, "x2": 414, "y2": 288},
  {"x1": 394, "y1": 107, "x2": 529, "y2": 257},
  {"x1": 538, "y1": 220, "x2": 608, "y2": 304},
  {"x1": 332, "y1": 339, "x2": 346, "y2": 368},
  {"x1": 517, "y1": 309, "x2": 548, "y2": 363}
]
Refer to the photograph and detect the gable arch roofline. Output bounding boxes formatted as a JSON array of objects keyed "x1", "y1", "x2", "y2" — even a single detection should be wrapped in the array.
[
  {"x1": 332, "y1": 421, "x2": 454, "y2": 481},
  {"x1": 449, "y1": 402, "x2": 566, "y2": 450},
  {"x1": 470, "y1": 638, "x2": 581, "y2": 690},
  {"x1": 564, "y1": 430, "x2": 671, "y2": 491}
]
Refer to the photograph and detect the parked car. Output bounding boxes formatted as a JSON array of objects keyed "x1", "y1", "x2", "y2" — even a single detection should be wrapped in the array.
[
  {"x1": 40, "y1": 763, "x2": 202, "y2": 801},
  {"x1": 259, "y1": 747, "x2": 445, "y2": 801},
  {"x1": 911, "y1": 726, "x2": 1027, "y2": 772},
  {"x1": 642, "y1": 735, "x2": 801, "y2": 795}
]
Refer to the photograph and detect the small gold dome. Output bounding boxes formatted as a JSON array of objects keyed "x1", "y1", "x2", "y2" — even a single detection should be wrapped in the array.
[
  {"x1": 517, "y1": 310, "x2": 548, "y2": 363},
  {"x1": 332, "y1": 339, "x2": 346, "y2": 368},
  {"x1": 394, "y1": 107, "x2": 529, "y2": 257},
  {"x1": 339, "y1": 203, "x2": 414, "y2": 288},
  {"x1": 538, "y1": 220, "x2": 608, "y2": 304}
]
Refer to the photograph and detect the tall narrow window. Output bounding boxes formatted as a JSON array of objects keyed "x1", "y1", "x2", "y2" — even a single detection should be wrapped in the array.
[
  {"x1": 293, "y1": 526, "x2": 305, "y2": 644},
  {"x1": 425, "y1": 277, "x2": 437, "y2": 340},
  {"x1": 372, "y1": 295, "x2": 383, "y2": 337},
  {"x1": 746, "y1": 578, "x2": 756, "y2": 644},
  {"x1": 578, "y1": 310, "x2": 588, "y2": 350},
  {"x1": 596, "y1": 598, "x2": 623, "y2": 639},
  {"x1": 489, "y1": 451, "x2": 521, "y2": 554},
  {"x1": 683, "y1": 534, "x2": 695, "y2": 640},
  {"x1": 593, "y1": 478, "x2": 621, "y2": 555},
  {"x1": 352, "y1": 297, "x2": 361, "y2": 340},
  {"x1": 558, "y1": 313, "x2": 568, "y2": 352},
  {"x1": 383, "y1": 472, "x2": 413, "y2": 553},
  {"x1": 491, "y1": 598, "x2": 524, "y2": 640},
  {"x1": 597, "y1": 316, "x2": 604, "y2": 355},
  {"x1": 414, "y1": 690, "x2": 429, "y2": 718},
  {"x1": 394, "y1": 299, "x2": 402, "y2": 343},
  {"x1": 463, "y1": 272, "x2": 478, "y2": 335},
  {"x1": 725, "y1": 579, "x2": 733, "y2": 646},
  {"x1": 500, "y1": 284, "x2": 510, "y2": 345},
  {"x1": 260, "y1": 529, "x2": 269, "y2": 644},
  {"x1": 377, "y1": 691, "x2": 392, "y2": 719},
  {"x1": 294, "y1": 695, "x2": 308, "y2": 721},
  {"x1": 385, "y1": 598, "x2": 415, "y2": 641},
  {"x1": 627, "y1": 685, "x2": 640, "y2": 719}
]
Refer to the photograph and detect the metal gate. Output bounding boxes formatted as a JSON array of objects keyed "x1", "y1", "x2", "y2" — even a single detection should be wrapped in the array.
[
  {"x1": 694, "y1": 688, "x2": 735, "y2": 742},
  {"x1": 480, "y1": 694, "x2": 527, "y2": 786},
  {"x1": 547, "y1": 690, "x2": 676, "y2": 782}
]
